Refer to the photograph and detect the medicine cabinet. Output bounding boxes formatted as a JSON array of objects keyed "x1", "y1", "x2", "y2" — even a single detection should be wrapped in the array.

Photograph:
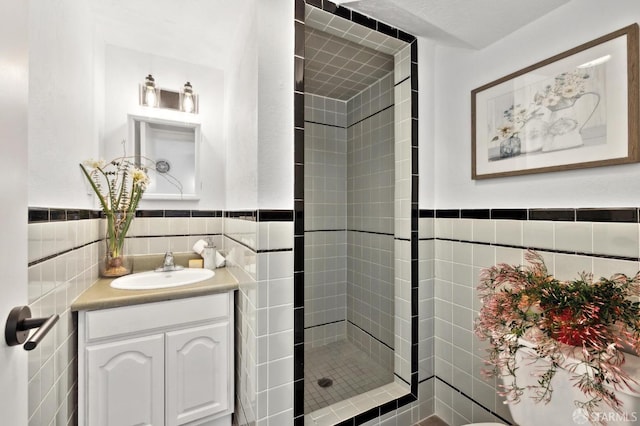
[{"x1": 128, "y1": 114, "x2": 201, "y2": 200}]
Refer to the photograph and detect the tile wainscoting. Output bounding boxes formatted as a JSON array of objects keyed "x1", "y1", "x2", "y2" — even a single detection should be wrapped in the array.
[
  {"x1": 26, "y1": 208, "x2": 294, "y2": 426},
  {"x1": 422, "y1": 207, "x2": 640, "y2": 426}
]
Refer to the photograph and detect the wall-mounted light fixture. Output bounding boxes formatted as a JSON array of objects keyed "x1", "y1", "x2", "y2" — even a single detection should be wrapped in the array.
[
  {"x1": 181, "y1": 82, "x2": 196, "y2": 113},
  {"x1": 141, "y1": 74, "x2": 158, "y2": 107},
  {"x1": 139, "y1": 75, "x2": 198, "y2": 114}
]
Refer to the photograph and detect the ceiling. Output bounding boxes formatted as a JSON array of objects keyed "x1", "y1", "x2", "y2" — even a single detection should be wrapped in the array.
[
  {"x1": 304, "y1": 0, "x2": 571, "y2": 100},
  {"x1": 305, "y1": 27, "x2": 394, "y2": 100},
  {"x1": 90, "y1": 0, "x2": 253, "y2": 70},
  {"x1": 91, "y1": 0, "x2": 572, "y2": 101},
  {"x1": 304, "y1": 6, "x2": 406, "y2": 101},
  {"x1": 336, "y1": 0, "x2": 571, "y2": 49}
]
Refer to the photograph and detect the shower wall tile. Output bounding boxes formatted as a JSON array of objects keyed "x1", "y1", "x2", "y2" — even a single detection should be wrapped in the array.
[
  {"x1": 304, "y1": 94, "x2": 347, "y2": 346},
  {"x1": 305, "y1": 93, "x2": 347, "y2": 127},
  {"x1": 347, "y1": 107, "x2": 394, "y2": 234},
  {"x1": 347, "y1": 72, "x2": 393, "y2": 126},
  {"x1": 347, "y1": 70, "x2": 396, "y2": 367},
  {"x1": 304, "y1": 121, "x2": 347, "y2": 232},
  {"x1": 394, "y1": 79, "x2": 412, "y2": 241},
  {"x1": 394, "y1": 44, "x2": 411, "y2": 84},
  {"x1": 305, "y1": 321, "x2": 347, "y2": 348},
  {"x1": 304, "y1": 231, "x2": 347, "y2": 333},
  {"x1": 347, "y1": 231, "x2": 394, "y2": 351},
  {"x1": 394, "y1": 240, "x2": 412, "y2": 384}
]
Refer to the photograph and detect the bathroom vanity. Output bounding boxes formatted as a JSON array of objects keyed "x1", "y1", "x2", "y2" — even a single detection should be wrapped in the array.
[{"x1": 72, "y1": 266, "x2": 238, "y2": 426}]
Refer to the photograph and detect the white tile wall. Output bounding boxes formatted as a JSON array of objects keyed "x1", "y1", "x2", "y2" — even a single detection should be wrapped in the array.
[
  {"x1": 28, "y1": 217, "x2": 101, "y2": 426},
  {"x1": 304, "y1": 97, "x2": 348, "y2": 347},
  {"x1": 431, "y1": 216, "x2": 640, "y2": 425},
  {"x1": 229, "y1": 214, "x2": 294, "y2": 426},
  {"x1": 391, "y1": 43, "x2": 414, "y2": 389},
  {"x1": 347, "y1": 72, "x2": 393, "y2": 126}
]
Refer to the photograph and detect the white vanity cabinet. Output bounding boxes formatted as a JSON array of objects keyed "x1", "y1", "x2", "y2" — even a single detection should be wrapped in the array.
[{"x1": 78, "y1": 292, "x2": 234, "y2": 426}]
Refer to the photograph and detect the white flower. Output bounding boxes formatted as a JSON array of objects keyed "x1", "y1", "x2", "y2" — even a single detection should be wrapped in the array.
[
  {"x1": 497, "y1": 124, "x2": 516, "y2": 139},
  {"x1": 132, "y1": 168, "x2": 149, "y2": 190},
  {"x1": 542, "y1": 94, "x2": 561, "y2": 108},
  {"x1": 561, "y1": 83, "x2": 580, "y2": 99},
  {"x1": 83, "y1": 159, "x2": 106, "y2": 169}
]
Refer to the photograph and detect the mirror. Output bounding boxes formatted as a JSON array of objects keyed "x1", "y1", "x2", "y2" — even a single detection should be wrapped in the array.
[{"x1": 129, "y1": 114, "x2": 201, "y2": 200}]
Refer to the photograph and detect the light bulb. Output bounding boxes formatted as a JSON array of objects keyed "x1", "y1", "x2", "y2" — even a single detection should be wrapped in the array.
[
  {"x1": 143, "y1": 74, "x2": 157, "y2": 107},
  {"x1": 182, "y1": 81, "x2": 195, "y2": 113}
]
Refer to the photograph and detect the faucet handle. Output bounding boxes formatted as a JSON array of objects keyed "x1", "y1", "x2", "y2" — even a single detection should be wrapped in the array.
[{"x1": 164, "y1": 251, "x2": 174, "y2": 266}]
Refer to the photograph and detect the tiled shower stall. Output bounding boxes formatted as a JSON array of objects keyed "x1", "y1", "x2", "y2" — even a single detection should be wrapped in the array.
[
  {"x1": 297, "y1": 2, "x2": 422, "y2": 424},
  {"x1": 303, "y1": 72, "x2": 396, "y2": 412}
]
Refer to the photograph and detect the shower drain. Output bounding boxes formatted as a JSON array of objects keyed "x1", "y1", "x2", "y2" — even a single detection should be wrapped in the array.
[{"x1": 317, "y1": 377, "x2": 333, "y2": 388}]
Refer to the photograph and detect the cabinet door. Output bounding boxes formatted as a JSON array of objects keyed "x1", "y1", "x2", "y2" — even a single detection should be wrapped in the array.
[
  {"x1": 166, "y1": 322, "x2": 230, "y2": 425},
  {"x1": 86, "y1": 334, "x2": 164, "y2": 426}
]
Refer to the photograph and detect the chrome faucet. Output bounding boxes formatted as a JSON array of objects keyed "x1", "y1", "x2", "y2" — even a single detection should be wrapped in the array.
[
  {"x1": 156, "y1": 251, "x2": 183, "y2": 272},
  {"x1": 163, "y1": 251, "x2": 175, "y2": 269}
]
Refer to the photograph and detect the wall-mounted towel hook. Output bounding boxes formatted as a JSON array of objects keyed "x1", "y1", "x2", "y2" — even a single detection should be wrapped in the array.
[{"x1": 4, "y1": 306, "x2": 59, "y2": 351}]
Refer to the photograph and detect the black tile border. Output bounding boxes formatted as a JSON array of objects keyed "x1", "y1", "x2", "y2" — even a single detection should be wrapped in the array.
[
  {"x1": 135, "y1": 209, "x2": 224, "y2": 218},
  {"x1": 28, "y1": 208, "x2": 100, "y2": 223},
  {"x1": 461, "y1": 209, "x2": 490, "y2": 220},
  {"x1": 28, "y1": 207, "x2": 294, "y2": 266},
  {"x1": 528, "y1": 208, "x2": 575, "y2": 221},
  {"x1": 257, "y1": 210, "x2": 295, "y2": 222},
  {"x1": 419, "y1": 208, "x2": 640, "y2": 222},
  {"x1": 419, "y1": 209, "x2": 434, "y2": 218},
  {"x1": 577, "y1": 207, "x2": 638, "y2": 223},
  {"x1": 421, "y1": 208, "x2": 640, "y2": 261},
  {"x1": 224, "y1": 210, "x2": 256, "y2": 220},
  {"x1": 435, "y1": 209, "x2": 459, "y2": 219},
  {"x1": 491, "y1": 208, "x2": 527, "y2": 221}
]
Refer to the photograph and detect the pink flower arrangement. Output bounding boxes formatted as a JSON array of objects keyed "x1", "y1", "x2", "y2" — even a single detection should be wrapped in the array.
[{"x1": 475, "y1": 251, "x2": 640, "y2": 418}]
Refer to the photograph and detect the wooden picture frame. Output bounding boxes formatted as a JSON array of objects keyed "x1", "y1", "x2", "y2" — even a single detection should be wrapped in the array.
[{"x1": 471, "y1": 24, "x2": 639, "y2": 179}]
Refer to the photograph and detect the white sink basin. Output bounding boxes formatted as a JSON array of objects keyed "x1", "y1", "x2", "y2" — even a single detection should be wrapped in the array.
[{"x1": 110, "y1": 268, "x2": 215, "y2": 290}]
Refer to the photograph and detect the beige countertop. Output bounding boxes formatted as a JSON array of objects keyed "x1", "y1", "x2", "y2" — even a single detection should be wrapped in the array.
[{"x1": 71, "y1": 253, "x2": 238, "y2": 312}]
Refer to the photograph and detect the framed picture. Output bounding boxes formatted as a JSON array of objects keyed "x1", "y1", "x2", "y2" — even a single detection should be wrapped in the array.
[{"x1": 471, "y1": 24, "x2": 639, "y2": 179}]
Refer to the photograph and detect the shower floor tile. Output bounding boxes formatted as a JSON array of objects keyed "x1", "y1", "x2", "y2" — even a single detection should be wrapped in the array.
[{"x1": 304, "y1": 339, "x2": 393, "y2": 414}]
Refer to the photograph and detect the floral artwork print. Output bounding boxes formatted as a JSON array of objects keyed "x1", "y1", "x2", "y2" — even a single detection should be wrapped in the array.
[{"x1": 487, "y1": 67, "x2": 605, "y2": 161}]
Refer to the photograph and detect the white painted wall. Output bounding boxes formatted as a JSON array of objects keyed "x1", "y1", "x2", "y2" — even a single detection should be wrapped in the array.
[
  {"x1": 102, "y1": 45, "x2": 226, "y2": 209},
  {"x1": 418, "y1": 38, "x2": 437, "y2": 209},
  {"x1": 432, "y1": 0, "x2": 640, "y2": 208},
  {"x1": 28, "y1": 0, "x2": 95, "y2": 208},
  {"x1": 257, "y1": 0, "x2": 294, "y2": 210},
  {"x1": 29, "y1": 1, "x2": 256, "y2": 211},
  {"x1": 225, "y1": 1, "x2": 258, "y2": 211}
]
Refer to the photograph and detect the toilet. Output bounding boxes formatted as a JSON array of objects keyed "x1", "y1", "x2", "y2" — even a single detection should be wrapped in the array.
[{"x1": 464, "y1": 339, "x2": 640, "y2": 426}]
